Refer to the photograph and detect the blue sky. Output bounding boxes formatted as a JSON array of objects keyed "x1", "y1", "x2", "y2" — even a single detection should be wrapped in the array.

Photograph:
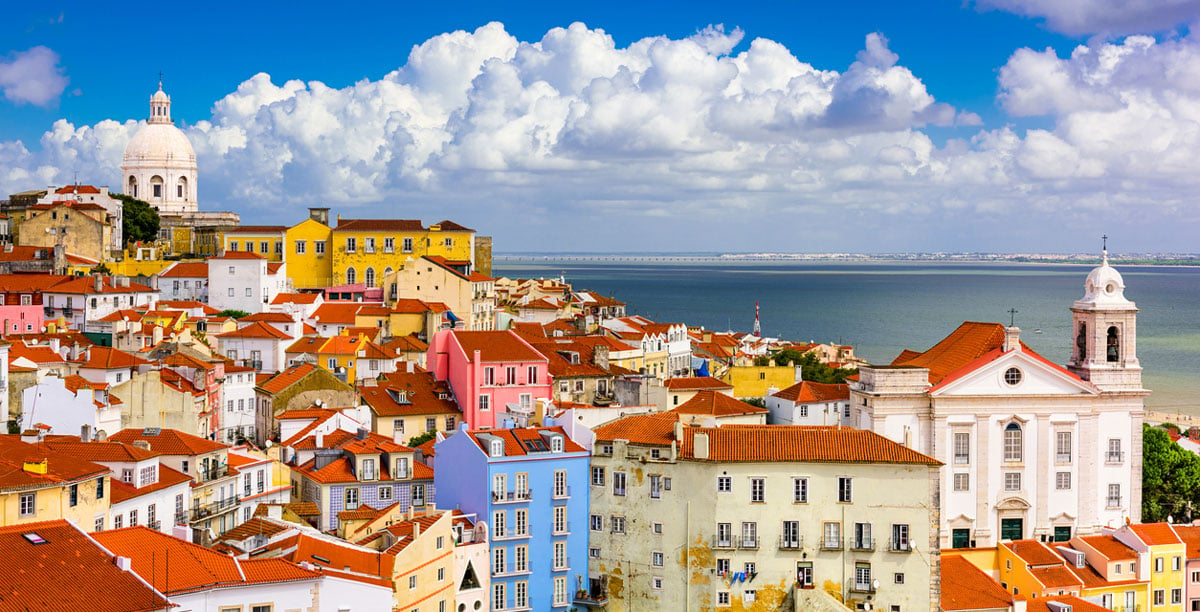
[{"x1": 2, "y1": 0, "x2": 1199, "y2": 253}]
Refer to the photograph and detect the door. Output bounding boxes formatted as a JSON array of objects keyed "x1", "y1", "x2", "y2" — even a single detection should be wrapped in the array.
[
  {"x1": 952, "y1": 529, "x2": 970, "y2": 549},
  {"x1": 1001, "y1": 518, "x2": 1023, "y2": 541}
]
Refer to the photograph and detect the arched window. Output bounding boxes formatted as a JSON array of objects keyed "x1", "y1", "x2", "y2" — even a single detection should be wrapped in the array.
[
  {"x1": 1076, "y1": 322, "x2": 1087, "y2": 360},
  {"x1": 365, "y1": 267, "x2": 375, "y2": 287},
  {"x1": 177, "y1": 176, "x2": 188, "y2": 200},
  {"x1": 1003, "y1": 423, "x2": 1023, "y2": 462},
  {"x1": 345, "y1": 267, "x2": 356, "y2": 285},
  {"x1": 128, "y1": 176, "x2": 138, "y2": 199},
  {"x1": 1107, "y1": 326, "x2": 1120, "y2": 362},
  {"x1": 150, "y1": 175, "x2": 164, "y2": 199},
  {"x1": 384, "y1": 266, "x2": 393, "y2": 278}
]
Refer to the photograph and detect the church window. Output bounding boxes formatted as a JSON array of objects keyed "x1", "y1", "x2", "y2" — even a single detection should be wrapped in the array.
[
  {"x1": 1003, "y1": 367, "x2": 1022, "y2": 386},
  {"x1": 178, "y1": 177, "x2": 188, "y2": 200},
  {"x1": 151, "y1": 175, "x2": 163, "y2": 199},
  {"x1": 1076, "y1": 323, "x2": 1086, "y2": 360},
  {"x1": 1003, "y1": 423, "x2": 1023, "y2": 462},
  {"x1": 1056, "y1": 432, "x2": 1072, "y2": 463},
  {"x1": 1004, "y1": 472, "x2": 1021, "y2": 491},
  {"x1": 1107, "y1": 326, "x2": 1120, "y2": 362},
  {"x1": 365, "y1": 267, "x2": 375, "y2": 287},
  {"x1": 953, "y1": 433, "x2": 970, "y2": 464},
  {"x1": 345, "y1": 267, "x2": 356, "y2": 285}
]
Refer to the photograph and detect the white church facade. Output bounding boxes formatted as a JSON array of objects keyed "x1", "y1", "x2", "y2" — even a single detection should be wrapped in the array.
[
  {"x1": 121, "y1": 82, "x2": 199, "y2": 215},
  {"x1": 851, "y1": 250, "x2": 1146, "y2": 549}
]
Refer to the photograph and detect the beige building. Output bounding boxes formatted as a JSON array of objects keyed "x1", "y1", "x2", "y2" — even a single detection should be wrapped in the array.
[
  {"x1": 588, "y1": 413, "x2": 941, "y2": 612},
  {"x1": 18, "y1": 201, "x2": 113, "y2": 262},
  {"x1": 383, "y1": 255, "x2": 496, "y2": 331}
]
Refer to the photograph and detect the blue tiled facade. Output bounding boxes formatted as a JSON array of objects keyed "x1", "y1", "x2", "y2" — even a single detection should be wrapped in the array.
[{"x1": 327, "y1": 480, "x2": 435, "y2": 530}]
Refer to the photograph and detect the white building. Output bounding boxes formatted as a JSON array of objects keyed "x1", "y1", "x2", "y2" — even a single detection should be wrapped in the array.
[
  {"x1": 120, "y1": 81, "x2": 198, "y2": 215},
  {"x1": 213, "y1": 321, "x2": 290, "y2": 373},
  {"x1": 43, "y1": 275, "x2": 158, "y2": 331},
  {"x1": 852, "y1": 250, "x2": 1146, "y2": 548},
  {"x1": 219, "y1": 364, "x2": 258, "y2": 443},
  {"x1": 21, "y1": 375, "x2": 122, "y2": 438},
  {"x1": 207, "y1": 251, "x2": 286, "y2": 314},
  {"x1": 159, "y1": 261, "x2": 208, "y2": 302},
  {"x1": 765, "y1": 380, "x2": 851, "y2": 426}
]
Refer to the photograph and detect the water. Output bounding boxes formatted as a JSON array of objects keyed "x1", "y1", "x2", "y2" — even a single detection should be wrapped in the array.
[{"x1": 494, "y1": 258, "x2": 1200, "y2": 413}]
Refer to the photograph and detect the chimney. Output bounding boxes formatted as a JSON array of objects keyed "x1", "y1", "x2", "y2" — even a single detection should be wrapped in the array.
[
  {"x1": 593, "y1": 345, "x2": 610, "y2": 370},
  {"x1": 407, "y1": 360, "x2": 415, "y2": 373},
  {"x1": 80, "y1": 424, "x2": 91, "y2": 443},
  {"x1": 356, "y1": 427, "x2": 368, "y2": 440},
  {"x1": 793, "y1": 362, "x2": 802, "y2": 383},
  {"x1": 316, "y1": 431, "x2": 325, "y2": 448},
  {"x1": 413, "y1": 522, "x2": 420, "y2": 538},
  {"x1": 93, "y1": 274, "x2": 103, "y2": 293},
  {"x1": 692, "y1": 432, "x2": 709, "y2": 460},
  {"x1": 132, "y1": 440, "x2": 151, "y2": 451},
  {"x1": 267, "y1": 505, "x2": 283, "y2": 520},
  {"x1": 673, "y1": 420, "x2": 684, "y2": 441},
  {"x1": 1004, "y1": 327, "x2": 1022, "y2": 352},
  {"x1": 114, "y1": 556, "x2": 132, "y2": 571}
]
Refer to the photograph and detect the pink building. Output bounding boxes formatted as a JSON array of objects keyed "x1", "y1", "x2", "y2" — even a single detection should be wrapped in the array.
[
  {"x1": 427, "y1": 329, "x2": 551, "y2": 429},
  {"x1": 0, "y1": 273, "x2": 54, "y2": 334}
]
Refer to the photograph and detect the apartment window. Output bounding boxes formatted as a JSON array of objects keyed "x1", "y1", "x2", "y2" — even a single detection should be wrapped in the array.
[
  {"x1": 823, "y1": 522, "x2": 841, "y2": 548},
  {"x1": 554, "y1": 506, "x2": 567, "y2": 534},
  {"x1": 251, "y1": 606, "x2": 271, "y2": 612},
  {"x1": 393, "y1": 418, "x2": 405, "y2": 434},
  {"x1": 1173, "y1": 588, "x2": 1183, "y2": 604},
  {"x1": 838, "y1": 477, "x2": 852, "y2": 502},
  {"x1": 1157, "y1": 557, "x2": 1165, "y2": 573},
  {"x1": 741, "y1": 522, "x2": 757, "y2": 548},
  {"x1": 717, "y1": 558, "x2": 731, "y2": 575},
  {"x1": 478, "y1": 395, "x2": 489, "y2": 411},
  {"x1": 346, "y1": 237, "x2": 357, "y2": 253},
  {"x1": 613, "y1": 471, "x2": 627, "y2": 496},
  {"x1": 895, "y1": 573, "x2": 905, "y2": 584},
  {"x1": 95, "y1": 516, "x2": 104, "y2": 531},
  {"x1": 783, "y1": 521, "x2": 801, "y2": 548},
  {"x1": 717, "y1": 522, "x2": 732, "y2": 547},
  {"x1": 611, "y1": 516, "x2": 626, "y2": 534},
  {"x1": 68, "y1": 484, "x2": 78, "y2": 507},
  {"x1": 1108, "y1": 438, "x2": 1124, "y2": 462},
  {"x1": 717, "y1": 591, "x2": 731, "y2": 606},
  {"x1": 854, "y1": 522, "x2": 872, "y2": 549},
  {"x1": 344, "y1": 487, "x2": 359, "y2": 509},
  {"x1": 1004, "y1": 423, "x2": 1023, "y2": 462},
  {"x1": 506, "y1": 366, "x2": 517, "y2": 385},
  {"x1": 591, "y1": 514, "x2": 603, "y2": 531},
  {"x1": 402, "y1": 237, "x2": 413, "y2": 252},
  {"x1": 19, "y1": 492, "x2": 35, "y2": 517},
  {"x1": 1056, "y1": 472, "x2": 1071, "y2": 490},
  {"x1": 515, "y1": 545, "x2": 528, "y2": 572},
  {"x1": 129, "y1": 509, "x2": 138, "y2": 526},
  {"x1": 493, "y1": 547, "x2": 506, "y2": 575},
  {"x1": 114, "y1": 514, "x2": 123, "y2": 528},
  {"x1": 953, "y1": 473, "x2": 970, "y2": 491},
  {"x1": 554, "y1": 576, "x2": 567, "y2": 605},
  {"x1": 527, "y1": 365, "x2": 538, "y2": 382},
  {"x1": 364, "y1": 237, "x2": 375, "y2": 253},
  {"x1": 395, "y1": 457, "x2": 409, "y2": 478},
  {"x1": 314, "y1": 240, "x2": 325, "y2": 254},
  {"x1": 750, "y1": 477, "x2": 765, "y2": 503},
  {"x1": 295, "y1": 240, "x2": 306, "y2": 254},
  {"x1": 591, "y1": 466, "x2": 605, "y2": 486},
  {"x1": 892, "y1": 524, "x2": 910, "y2": 551},
  {"x1": 1004, "y1": 472, "x2": 1021, "y2": 491},
  {"x1": 383, "y1": 237, "x2": 394, "y2": 253},
  {"x1": 855, "y1": 563, "x2": 873, "y2": 592},
  {"x1": 425, "y1": 417, "x2": 436, "y2": 432},
  {"x1": 1176, "y1": 556, "x2": 1183, "y2": 571},
  {"x1": 515, "y1": 509, "x2": 527, "y2": 536},
  {"x1": 259, "y1": 241, "x2": 269, "y2": 253},
  {"x1": 1108, "y1": 484, "x2": 1122, "y2": 508},
  {"x1": 650, "y1": 475, "x2": 663, "y2": 499},
  {"x1": 554, "y1": 470, "x2": 567, "y2": 498},
  {"x1": 953, "y1": 432, "x2": 970, "y2": 464},
  {"x1": 493, "y1": 584, "x2": 505, "y2": 610},
  {"x1": 717, "y1": 476, "x2": 732, "y2": 493},
  {"x1": 412, "y1": 484, "x2": 425, "y2": 506},
  {"x1": 409, "y1": 575, "x2": 417, "y2": 589},
  {"x1": 1056, "y1": 431, "x2": 1073, "y2": 463},
  {"x1": 793, "y1": 477, "x2": 808, "y2": 503},
  {"x1": 590, "y1": 547, "x2": 601, "y2": 558},
  {"x1": 97, "y1": 477, "x2": 105, "y2": 499},
  {"x1": 229, "y1": 240, "x2": 239, "y2": 251},
  {"x1": 1155, "y1": 589, "x2": 1165, "y2": 605}
]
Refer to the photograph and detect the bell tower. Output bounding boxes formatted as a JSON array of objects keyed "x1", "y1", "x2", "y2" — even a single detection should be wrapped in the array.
[{"x1": 1066, "y1": 238, "x2": 1142, "y2": 391}]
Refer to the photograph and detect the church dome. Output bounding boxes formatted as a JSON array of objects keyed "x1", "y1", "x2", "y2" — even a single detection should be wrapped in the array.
[
  {"x1": 123, "y1": 123, "x2": 196, "y2": 164},
  {"x1": 1077, "y1": 248, "x2": 1135, "y2": 309}
]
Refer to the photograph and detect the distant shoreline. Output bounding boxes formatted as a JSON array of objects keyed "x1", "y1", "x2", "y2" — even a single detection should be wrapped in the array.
[{"x1": 495, "y1": 253, "x2": 1200, "y2": 267}]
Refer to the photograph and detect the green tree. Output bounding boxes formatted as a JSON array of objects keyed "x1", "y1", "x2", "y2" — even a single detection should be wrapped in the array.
[
  {"x1": 215, "y1": 309, "x2": 251, "y2": 319},
  {"x1": 1142, "y1": 424, "x2": 1200, "y2": 522},
  {"x1": 113, "y1": 193, "x2": 160, "y2": 244},
  {"x1": 753, "y1": 349, "x2": 858, "y2": 384},
  {"x1": 406, "y1": 430, "x2": 438, "y2": 448}
]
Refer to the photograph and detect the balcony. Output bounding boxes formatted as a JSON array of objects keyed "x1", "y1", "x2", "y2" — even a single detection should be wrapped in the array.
[
  {"x1": 779, "y1": 535, "x2": 804, "y2": 550},
  {"x1": 851, "y1": 581, "x2": 877, "y2": 594},
  {"x1": 1107, "y1": 451, "x2": 1125, "y2": 464},
  {"x1": 820, "y1": 538, "x2": 843, "y2": 551},
  {"x1": 738, "y1": 536, "x2": 759, "y2": 550},
  {"x1": 712, "y1": 535, "x2": 735, "y2": 549},
  {"x1": 573, "y1": 590, "x2": 608, "y2": 608},
  {"x1": 147, "y1": 520, "x2": 162, "y2": 531},
  {"x1": 198, "y1": 466, "x2": 231, "y2": 483},
  {"x1": 492, "y1": 488, "x2": 533, "y2": 504},
  {"x1": 552, "y1": 557, "x2": 571, "y2": 572},
  {"x1": 190, "y1": 495, "x2": 240, "y2": 521},
  {"x1": 851, "y1": 537, "x2": 875, "y2": 551},
  {"x1": 953, "y1": 454, "x2": 969, "y2": 465},
  {"x1": 1056, "y1": 453, "x2": 1072, "y2": 463},
  {"x1": 174, "y1": 511, "x2": 188, "y2": 525},
  {"x1": 889, "y1": 539, "x2": 912, "y2": 552},
  {"x1": 552, "y1": 485, "x2": 571, "y2": 500},
  {"x1": 492, "y1": 528, "x2": 531, "y2": 541},
  {"x1": 1107, "y1": 496, "x2": 1123, "y2": 509}
]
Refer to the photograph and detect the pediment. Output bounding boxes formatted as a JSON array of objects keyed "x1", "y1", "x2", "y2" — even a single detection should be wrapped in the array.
[
  {"x1": 932, "y1": 350, "x2": 1099, "y2": 397},
  {"x1": 996, "y1": 497, "x2": 1031, "y2": 511}
]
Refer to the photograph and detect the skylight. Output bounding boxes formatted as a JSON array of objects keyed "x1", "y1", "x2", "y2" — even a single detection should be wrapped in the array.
[{"x1": 22, "y1": 533, "x2": 48, "y2": 545}]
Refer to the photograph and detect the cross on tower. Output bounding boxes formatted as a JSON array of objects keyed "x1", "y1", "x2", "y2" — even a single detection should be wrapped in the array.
[
  {"x1": 1008, "y1": 308, "x2": 1018, "y2": 327},
  {"x1": 1102, "y1": 234, "x2": 1108, "y2": 251},
  {"x1": 158, "y1": 71, "x2": 163, "y2": 89}
]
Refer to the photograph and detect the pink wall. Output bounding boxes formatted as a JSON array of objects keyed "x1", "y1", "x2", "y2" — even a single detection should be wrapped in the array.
[
  {"x1": 0, "y1": 305, "x2": 45, "y2": 334},
  {"x1": 427, "y1": 330, "x2": 551, "y2": 429}
]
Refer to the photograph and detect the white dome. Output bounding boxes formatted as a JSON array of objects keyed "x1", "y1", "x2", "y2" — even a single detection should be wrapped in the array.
[
  {"x1": 123, "y1": 123, "x2": 196, "y2": 164},
  {"x1": 1077, "y1": 252, "x2": 1135, "y2": 309},
  {"x1": 151, "y1": 88, "x2": 169, "y2": 103}
]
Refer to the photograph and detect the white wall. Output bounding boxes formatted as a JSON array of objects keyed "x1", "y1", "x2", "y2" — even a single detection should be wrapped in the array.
[{"x1": 208, "y1": 258, "x2": 269, "y2": 314}]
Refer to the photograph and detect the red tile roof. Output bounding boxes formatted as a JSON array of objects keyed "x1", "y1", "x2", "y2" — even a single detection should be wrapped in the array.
[
  {"x1": 466, "y1": 426, "x2": 586, "y2": 457},
  {"x1": 256, "y1": 363, "x2": 346, "y2": 395},
  {"x1": 311, "y1": 303, "x2": 366, "y2": 325},
  {"x1": 1172, "y1": 525, "x2": 1200, "y2": 558},
  {"x1": 391, "y1": 298, "x2": 442, "y2": 314},
  {"x1": 54, "y1": 184, "x2": 101, "y2": 194},
  {"x1": 45, "y1": 276, "x2": 155, "y2": 295},
  {"x1": 160, "y1": 261, "x2": 208, "y2": 278},
  {"x1": 593, "y1": 412, "x2": 679, "y2": 446},
  {"x1": 0, "y1": 520, "x2": 172, "y2": 611},
  {"x1": 224, "y1": 225, "x2": 288, "y2": 234},
  {"x1": 940, "y1": 555, "x2": 1012, "y2": 611},
  {"x1": 679, "y1": 425, "x2": 942, "y2": 465},
  {"x1": 431, "y1": 219, "x2": 474, "y2": 232},
  {"x1": 158, "y1": 300, "x2": 220, "y2": 314},
  {"x1": 1005, "y1": 539, "x2": 1065, "y2": 566},
  {"x1": 451, "y1": 330, "x2": 547, "y2": 363},
  {"x1": 241, "y1": 312, "x2": 297, "y2": 323},
  {"x1": 109, "y1": 428, "x2": 226, "y2": 456},
  {"x1": 1076, "y1": 534, "x2": 1138, "y2": 561},
  {"x1": 1026, "y1": 596, "x2": 1110, "y2": 612},
  {"x1": 210, "y1": 250, "x2": 265, "y2": 260},
  {"x1": 75, "y1": 346, "x2": 150, "y2": 369},
  {"x1": 0, "y1": 436, "x2": 110, "y2": 491},
  {"x1": 360, "y1": 371, "x2": 461, "y2": 417},
  {"x1": 670, "y1": 390, "x2": 767, "y2": 417},
  {"x1": 271, "y1": 292, "x2": 321, "y2": 305},
  {"x1": 664, "y1": 376, "x2": 733, "y2": 391},
  {"x1": 109, "y1": 464, "x2": 192, "y2": 504},
  {"x1": 1030, "y1": 565, "x2": 1083, "y2": 589},
  {"x1": 335, "y1": 218, "x2": 424, "y2": 231},
  {"x1": 772, "y1": 380, "x2": 850, "y2": 403},
  {"x1": 215, "y1": 321, "x2": 292, "y2": 340},
  {"x1": 1130, "y1": 522, "x2": 1183, "y2": 546}
]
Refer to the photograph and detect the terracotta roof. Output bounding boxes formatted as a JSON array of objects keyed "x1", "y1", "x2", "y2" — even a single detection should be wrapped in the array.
[
  {"x1": 359, "y1": 370, "x2": 461, "y2": 417},
  {"x1": 109, "y1": 464, "x2": 192, "y2": 504},
  {"x1": 451, "y1": 330, "x2": 547, "y2": 363},
  {"x1": 431, "y1": 219, "x2": 474, "y2": 232},
  {"x1": 391, "y1": 298, "x2": 441, "y2": 314},
  {"x1": 335, "y1": 218, "x2": 424, "y2": 231},
  {"x1": 109, "y1": 428, "x2": 226, "y2": 456},
  {"x1": 157, "y1": 300, "x2": 219, "y2": 314},
  {"x1": 0, "y1": 520, "x2": 172, "y2": 612},
  {"x1": 267, "y1": 531, "x2": 394, "y2": 587},
  {"x1": 54, "y1": 184, "x2": 101, "y2": 194},
  {"x1": 593, "y1": 412, "x2": 679, "y2": 446},
  {"x1": 42, "y1": 437, "x2": 159, "y2": 461},
  {"x1": 664, "y1": 376, "x2": 733, "y2": 391},
  {"x1": 256, "y1": 363, "x2": 342, "y2": 394},
  {"x1": 224, "y1": 225, "x2": 288, "y2": 234},
  {"x1": 1076, "y1": 534, "x2": 1138, "y2": 561},
  {"x1": 670, "y1": 390, "x2": 767, "y2": 417},
  {"x1": 0, "y1": 435, "x2": 110, "y2": 491},
  {"x1": 9, "y1": 343, "x2": 67, "y2": 364},
  {"x1": 286, "y1": 336, "x2": 328, "y2": 354},
  {"x1": 1030, "y1": 565, "x2": 1083, "y2": 589},
  {"x1": 466, "y1": 426, "x2": 586, "y2": 457},
  {"x1": 940, "y1": 555, "x2": 1012, "y2": 611},
  {"x1": 278, "y1": 407, "x2": 341, "y2": 420},
  {"x1": 214, "y1": 516, "x2": 294, "y2": 544},
  {"x1": 271, "y1": 292, "x2": 321, "y2": 305},
  {"x1": 44, "y1": 276, "x2": 155, "y2": 294},
  {"x1": 1005, "y1": 539, "x2": 1064, "y2": 566},
  {"x1": 1026, "y1": 596, "x2": 1110, "y2": 612},
  {"x1": 772, "y1": 381, "x2": 850, "y2": 403},
  {"x1": 382, "y1": 334, "x2": 428, "y2": 354},
  {"x1": 679, "y1": 425, "x2": 942, "y2": 465},
  {"x1": 74, "y1": 346, "x2": 150, "y2": 369},
  {"x1": 215, "y1": 321, "x2": 291, "y2": 340},
  {"x1": 210, "y1": 250, "x2": 265, "y2": 260},
  {"x1": 241, "y1": 312, "x2": 297, "y2": 323},
  {"x1": 311, "y1": 303, "x2": 365, "y2": 325},
  {"x1": 160, "y1": 261, "x2": 208, "y2": 278},
  {"x1": 1130, "y1": 522, "x2": 1182, "y2": 546},
  {"x1": 1172, "y1": 525, "x2": 1200, "y2": 558}
]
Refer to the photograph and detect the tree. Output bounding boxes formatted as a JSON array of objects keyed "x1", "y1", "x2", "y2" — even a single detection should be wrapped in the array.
[
  {"x1": 215, "y1": 309, "x2": 251, "y2": 319},
  {"x1": 753, "y1": 349, "x2": 858, "y2": 384},
  {"x1": 406, "y1": 430, "x2": 438, "y2": 448},
  {"x1": 1142, "y1": 424, "x2": 1200, "y2": 523},
  {"x1": 113, "y1": 193, "x2": 160, "y2": 244}
]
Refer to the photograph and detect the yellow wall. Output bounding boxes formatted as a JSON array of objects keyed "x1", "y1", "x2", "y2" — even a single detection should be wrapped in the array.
[
  {"x1": 223, "y1": 233, "x2": 285, "y2": 262},
  {"x1": 109, "y1": 256, "x2": 177, "y2": 278},
  {"x1": 0, "y1": 476, "x2": 110, "y2": 531},
  {"x1": 371, "y1": 413, "x2": 457, "y2": 445},
  {"x1": 283, "y1": 219, "x2": 334, "y2": 290},
  {"x1": 1083, "y1": 582, "x2": 1148, "y2": 612},
  {"x1": 720, "y1": 364, "x2": 800, "y2": 398},
  {"x1": 19, "y1": 206, "x2": 112, "y2": 261},
  {"x1": 997, "y1": 545, "x2": 1052, "y2": 598},
  {"x1": 392, "y1": 512, "x2": 457, "y2": 612},
  {"x1": 330, "y1": 228, "x2": 473, "y2": 288},
  {"x1": 1149, "y1": 543, "x2": 1186, "y2": 611}
]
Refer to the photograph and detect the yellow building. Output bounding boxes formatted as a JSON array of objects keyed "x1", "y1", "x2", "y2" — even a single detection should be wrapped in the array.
[
  {"x1": 0, "y1": 434, "x2": 110, "y2": 530},
  {"x1": 18, "y1": 201, "x2": 113, "y2": 262},
  {"x1": 363, "y1": 511, "x2": 458, "y2": 611},
  {"x1": 283, "y1": 215, "x2": 335, "y2": 290},
  {"x1": 222, "y1": 225, "x2": 287, "y2": 262},
  {"x1": 719, "y1": 362, "x2": 803, "y2": 398},
  {"x1": 1115, "y1": 523, "x2": 1186, "y2": 610},
  {"x1": 383, "y1": 255, "x2": 495, "y2": 331},
  {"x1": 331, "y1": 217, "x2": 475, "y2": 287}
]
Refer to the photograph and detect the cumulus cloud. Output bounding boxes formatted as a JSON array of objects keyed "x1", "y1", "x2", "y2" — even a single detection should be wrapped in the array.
[
  {"x1": 976, "y1": 0, "x2": 1200, "y2": 37},
  {"x1": 0, "y1": 46, "x2": 69, "y2": 107},
  {"x1": 2, "y1": 23, "x2": 1200, "y2": 251}
]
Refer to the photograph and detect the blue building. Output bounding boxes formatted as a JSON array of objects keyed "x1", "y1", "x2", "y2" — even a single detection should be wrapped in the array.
[{"x1": 435, "y1": 423, "x2": 590, "y2": 610}]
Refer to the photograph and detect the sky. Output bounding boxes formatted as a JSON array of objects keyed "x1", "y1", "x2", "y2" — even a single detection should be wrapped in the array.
[{"x1": 2, "y1": 0, "x2": 1200, "y2": 254}]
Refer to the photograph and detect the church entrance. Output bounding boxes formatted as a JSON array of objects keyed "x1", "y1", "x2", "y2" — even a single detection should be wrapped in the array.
[{"x1": 1001, "y1": 518, "x2": 1023, "y2": 541}]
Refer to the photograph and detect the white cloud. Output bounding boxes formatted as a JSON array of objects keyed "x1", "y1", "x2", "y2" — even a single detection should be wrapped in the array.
[
  {"x1": 3, "y1": 23, "x2": 1200, "y2": 251},
  {"x1": 976, "y1": 0, "x2": 1200, "y2": 37},
  {"x1": 0, "y1": 46, "x2": 68, "y2": 107}
]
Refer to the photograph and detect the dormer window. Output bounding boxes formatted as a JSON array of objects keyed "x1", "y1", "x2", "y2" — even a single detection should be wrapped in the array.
[
  {"x1": 490, "y1": 439, "x2": 504, "y2": 457},
  {"x1": 551, "y1": 436, "x2": 564, "y2": 453}
]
